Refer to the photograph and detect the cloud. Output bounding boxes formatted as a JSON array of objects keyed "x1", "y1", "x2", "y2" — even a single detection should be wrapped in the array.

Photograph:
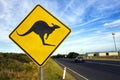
[
  {"x1": 0, "y1": 0, "x2": 8, "y2": 19},
  {"x1": 58, "y1": 32, "x2": 120, "y2": 53},
  {"x1": 0, "y1": 0, "x2": 120, "y2": 53},
  {"x1": 72, "y1": 17, "x2": 103, "y2": 28},
  {"x1": 55, "y1": 38, "x2": 116, "y2": 54},
  {"x1": 70, "y1": 29, "x2": 85, "y2": 36},
  {"x1": 96, "y1": 0, "x2": 120, "y2": 12},
  {"x1": 0, "y1": 27, "x2": 10, "y2": 42},
  {"x1": 39, "y1": 0, "x2": 59, "y2": 12},
  {"x1": 59, "y1": 0, "x2": 74, "y2": 17},
  {"x1": 64, "y1": 31, "x2": 120, "y2": 46},
  {"x1": 0, "y1": 1, "x2": 33, "y2": 44},
  {"x1": 59, "y1": 0, "x2": 97, "y2": 25},
  {"x1": 104, "y1": 19, "x2": 120, "y2": 27}
]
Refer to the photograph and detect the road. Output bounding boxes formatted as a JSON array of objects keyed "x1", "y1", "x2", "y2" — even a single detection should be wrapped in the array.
[{"x1": 54, "y1": 58, "x2": 120, "y2": 80}]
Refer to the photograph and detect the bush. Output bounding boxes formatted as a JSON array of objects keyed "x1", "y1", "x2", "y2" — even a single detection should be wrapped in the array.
[
  {"x1": 0, "y1": 53, "x2": 31, "y2": 63},
  {"x1": 22, "y1": 63, "x2": 33, "y2": 72},
  {"x1": 52, "y1": 54, "x2": 66, "y2": 58},
  {"x1": 0, "y1": 72, "x2": 10, "y2": 80},
  {"x1": 67, "y1": 52, "x2": 79, "y2": 58}
]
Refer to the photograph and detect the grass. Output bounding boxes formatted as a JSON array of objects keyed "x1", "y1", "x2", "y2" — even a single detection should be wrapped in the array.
[
  {"x1": 0, "y1": 53, "x2": 75, "y2": 80},
  {"x1": 44, "y1": 59, "x2": 75, "y2": 80},
  {"x1": 86, "y1": 56, "x2": 120, "y2": 61},
  {"x1": 0, "y1": 57, "x2": 39, "y2": 80}
]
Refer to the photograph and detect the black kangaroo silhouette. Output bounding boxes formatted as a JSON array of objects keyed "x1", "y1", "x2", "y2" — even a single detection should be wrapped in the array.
[{"x1": 16, "y1": 20, "x2": 60, "y2": 46}]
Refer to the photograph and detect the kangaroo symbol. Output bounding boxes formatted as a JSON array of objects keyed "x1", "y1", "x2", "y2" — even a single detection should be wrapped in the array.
[{"x1": 16, "y1": 20, "x2": 60, "y2": 46}]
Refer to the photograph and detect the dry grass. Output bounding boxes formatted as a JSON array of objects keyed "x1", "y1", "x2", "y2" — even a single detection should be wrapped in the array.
[
  {"x1": 0, "y1": 53, "x2": 75, "y2": 80},
  {"x1": 86, "y1": 56, "x2": 120, "y2": 61},
  {"x1": 0, "y1": 61, "x2": 39, "y2": 80}
]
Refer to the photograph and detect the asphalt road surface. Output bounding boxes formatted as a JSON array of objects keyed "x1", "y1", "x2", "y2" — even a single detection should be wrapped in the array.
[{"x1": 54, "y1": 58, "x2": 120, "y2": 80}]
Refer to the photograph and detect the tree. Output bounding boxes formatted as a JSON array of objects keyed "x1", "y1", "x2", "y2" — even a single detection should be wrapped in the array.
[
  {"x1": 52, "y1": 54, "x2": 66, "y2": 58},
  {"x1": 67, "y1": 52, "x2": 79, "y2": 58}
]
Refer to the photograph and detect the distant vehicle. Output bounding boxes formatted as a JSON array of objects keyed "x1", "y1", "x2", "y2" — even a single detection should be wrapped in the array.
[{"x1": 74, "y1": 56, "x2": 85, "y2": 63}]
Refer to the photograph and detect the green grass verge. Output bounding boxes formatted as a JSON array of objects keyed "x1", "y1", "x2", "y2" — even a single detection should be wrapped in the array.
[
  {"x1": 44, "y1": 59, "x2": 75, "y2": 80},
  {"x1": 86, "y1": 56, "x2": 120, "y2": 61}
]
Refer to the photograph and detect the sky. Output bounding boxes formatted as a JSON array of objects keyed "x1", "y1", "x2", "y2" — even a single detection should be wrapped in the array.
[{"x1": 0, "y1": 0, "x2": 120, "y2": 55}]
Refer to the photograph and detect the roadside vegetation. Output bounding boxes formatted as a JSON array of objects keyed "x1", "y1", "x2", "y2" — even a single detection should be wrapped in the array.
[
  {"x1": 52, "y1": 52, "x2": 120, "y2": 61},
  {"x1": 0, "y1": 52, "x2": 75, "y2": 80},
  {"x1": 52, "y1": 52, "x2": 79, "y2": 58},
  {"x1": 86, "y1": 56, "x2": 120, "y2": 61}
]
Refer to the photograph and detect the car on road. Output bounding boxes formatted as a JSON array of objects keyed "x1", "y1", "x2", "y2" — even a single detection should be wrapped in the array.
[{"x1": 74, "y1": 56, "x2": 85, "y2": 63}]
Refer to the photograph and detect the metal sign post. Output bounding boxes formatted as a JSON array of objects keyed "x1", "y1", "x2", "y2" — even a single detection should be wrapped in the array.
[
  {"x1": 40, "y1": 66, "x2": 43, "y2": 80},
  {"x1": 9, "y1": 4, "x2": 71, "y2": 80}
]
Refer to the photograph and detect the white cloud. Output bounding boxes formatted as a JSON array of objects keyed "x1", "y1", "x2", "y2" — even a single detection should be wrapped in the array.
[
  {"x1": 54, "y1": 39, "x2": 116, "y2": 55},
  {"x1": 0, "y1": 0, "x2": 120, "y2": 53},
  {"x1": 64, "y1": 36, "x2": 97, "y2": 45},
  {"x1": 104, "y1": 19, "x2": 120, "y2": 27},
  {"x1": 0, "y1": 0, "x2": 8, "y2": 18},
  {"x1": 56, "y1": 0, "x2": 97, "y2": 25},
  {"x1": 55, "y1": 33, "x2": 120, "y2": 54},
  {"x1": 39, "y1": 0, "x2": 59, "y2": 12},
  {"x1": 96, "y1": 0, "x2": 120, "y2": 12},
  {"x1": 0, "y1": 27, "x2": 10, "y2": 42},
  {"x1": 73, "y1": 17, "x2": 103, "y2": 28},
  {"x1": 70, "y1": 29, "x2": 85, "y2": 36},
  {"x1": 0, "y1": 1, "x2": 33, "y2": 44},
  {"x1": 59, "y1": 0, "x2": 74, "y2": 17}
]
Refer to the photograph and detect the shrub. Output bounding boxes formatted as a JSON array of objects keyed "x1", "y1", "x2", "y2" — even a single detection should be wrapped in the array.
[{"x1": 67, "y1": 52, "x2": 79, "y2": 58}]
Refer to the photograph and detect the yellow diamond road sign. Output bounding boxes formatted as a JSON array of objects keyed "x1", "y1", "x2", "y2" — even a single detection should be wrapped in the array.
[{"x1": 9, "y1": 5, "x2": 71, "y2": 66}]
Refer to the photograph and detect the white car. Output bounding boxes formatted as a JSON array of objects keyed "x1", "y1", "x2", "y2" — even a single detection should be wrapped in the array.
[{"x1": 74, "y1": 56, "x2": 85, "y2": 63}]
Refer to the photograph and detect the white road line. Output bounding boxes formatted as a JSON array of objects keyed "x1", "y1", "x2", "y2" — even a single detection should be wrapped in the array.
[
  {"x1": 55, "y1": 60, "x2": 89, "y2": 80},
  {"x1": 67, "y1": 67, "x2": 89, "y2": 80},
  {"x1": 86, "y1": 61, "x2": 120, "y2": 67}
]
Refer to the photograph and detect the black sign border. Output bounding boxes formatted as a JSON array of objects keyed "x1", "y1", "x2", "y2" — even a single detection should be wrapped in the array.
[{"x1": 9, "y1": 4, "x2": 71, "y2": 66}]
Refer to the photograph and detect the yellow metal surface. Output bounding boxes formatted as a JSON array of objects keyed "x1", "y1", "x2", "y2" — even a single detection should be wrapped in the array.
[{"x1": 9, "y1": 5, "x2": 71, "y2": 66}]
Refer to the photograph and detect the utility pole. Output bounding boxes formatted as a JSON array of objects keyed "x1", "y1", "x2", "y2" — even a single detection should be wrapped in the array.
[{"x1": 112, "y1": 33, "x2": 117, "y2": 52}]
